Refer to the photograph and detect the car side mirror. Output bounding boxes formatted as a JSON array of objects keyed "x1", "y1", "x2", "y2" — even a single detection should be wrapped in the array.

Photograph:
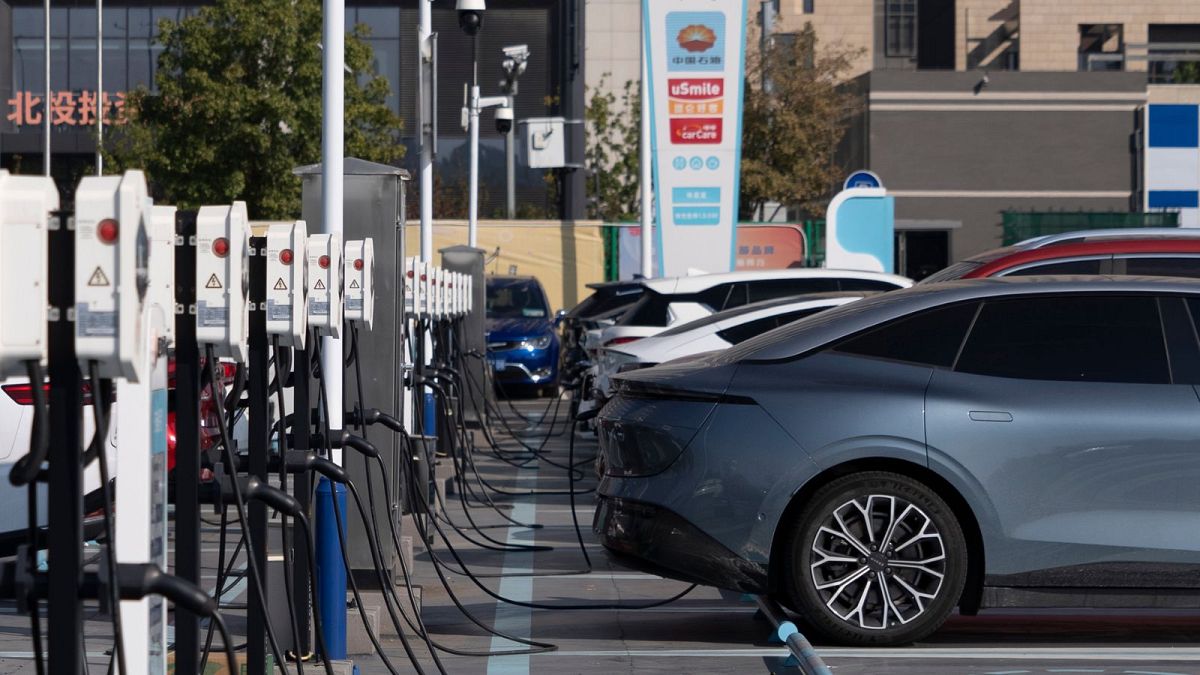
[{"x1": 553, "y1": 309, "x2": 567, "y2": 328}]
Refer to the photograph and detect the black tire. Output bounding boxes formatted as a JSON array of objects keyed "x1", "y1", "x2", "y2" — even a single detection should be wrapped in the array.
[{"x1": 782, "y1": 471, "x2": 967, "y2": 646}]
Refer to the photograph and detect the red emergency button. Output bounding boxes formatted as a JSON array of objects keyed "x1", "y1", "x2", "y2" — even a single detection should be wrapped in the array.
[
  {"x1": 212, "y1": 237, "x2": 230, "y2": 258},
  {"x1": 97, "y1": 219, "x2": 119, "y2": 244},
  {"x1": 279, "y1": 249, "x2": 294, "y2": 265},
  {"x1": 319, "y1": 255, "x2": 330, "y2": 269},
  {"x1": 354, "y1": 258, "x2": 364, "y2": 271}
]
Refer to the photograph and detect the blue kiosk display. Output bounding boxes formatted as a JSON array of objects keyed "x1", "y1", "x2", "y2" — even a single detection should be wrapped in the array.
[{"x1": 825, "y1": 170, "x2": 895, "y2": 273}]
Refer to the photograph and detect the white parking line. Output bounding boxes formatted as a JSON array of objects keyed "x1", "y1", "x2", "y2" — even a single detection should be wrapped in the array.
[
  {"x1": 532, "y1": 647, "x2": 1200, "y2": 661},
  {"x1": 485, "y1": 466, "x2": 539, "y2": 675}
]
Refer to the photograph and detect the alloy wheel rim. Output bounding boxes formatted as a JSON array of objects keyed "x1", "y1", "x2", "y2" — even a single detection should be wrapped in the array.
[{"x1": 808, "y1": 494, "x2": 947, "y2": 630}]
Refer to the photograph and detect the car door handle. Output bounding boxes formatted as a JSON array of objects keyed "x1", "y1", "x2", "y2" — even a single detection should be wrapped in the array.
[{"x1": 969, "y1": 411, "x2": 1013, "y2": 422}]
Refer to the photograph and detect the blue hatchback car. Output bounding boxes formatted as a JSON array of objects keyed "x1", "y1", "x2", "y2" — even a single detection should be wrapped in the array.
[{"x1": 485, "y1": 275, "x2": 560, "y2": 394}]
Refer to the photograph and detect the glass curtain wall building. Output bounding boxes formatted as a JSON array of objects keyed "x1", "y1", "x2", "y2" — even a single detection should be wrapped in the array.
[{"x1": 1, "y1": 0, "x2": 572, "y2": 216}]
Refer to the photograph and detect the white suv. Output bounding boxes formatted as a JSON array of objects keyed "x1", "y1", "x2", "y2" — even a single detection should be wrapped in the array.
[{"x1": 581, "y1": 269, "x2": 912, "y2": 407}]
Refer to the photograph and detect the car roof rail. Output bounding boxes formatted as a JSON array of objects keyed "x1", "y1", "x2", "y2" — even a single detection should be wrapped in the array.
[{"x1": 1019, "y1": 228, "x2": 1200, "y2": 248}]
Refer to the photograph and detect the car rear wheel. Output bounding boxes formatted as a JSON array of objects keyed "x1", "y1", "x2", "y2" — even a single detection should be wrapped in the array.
[{"x1": 783, "y1": 471, "x2": 967, "y2": 646}]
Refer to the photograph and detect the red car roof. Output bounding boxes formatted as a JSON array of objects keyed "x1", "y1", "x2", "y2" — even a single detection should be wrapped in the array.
[{"x1": 964, "y1": 238, "x2": 1200, "y2": 279}]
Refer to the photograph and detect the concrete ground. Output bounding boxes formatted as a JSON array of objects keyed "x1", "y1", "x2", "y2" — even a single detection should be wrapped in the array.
[{"x1": 0, "y1": 395, "x2": 1198, "y2": 674}]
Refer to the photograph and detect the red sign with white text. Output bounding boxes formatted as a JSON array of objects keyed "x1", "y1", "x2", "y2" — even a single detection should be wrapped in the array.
[
  {"x1": 668, "y1": 78, "x2": 724, "y2": 100},
  {"x1": 670, "y1": 117, "x2": 723, "y2": 144}
]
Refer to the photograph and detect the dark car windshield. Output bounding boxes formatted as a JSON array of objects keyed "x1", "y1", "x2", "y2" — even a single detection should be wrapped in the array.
[{"x1": 487, "y1": 278, "x2": 550, "y2": 319}]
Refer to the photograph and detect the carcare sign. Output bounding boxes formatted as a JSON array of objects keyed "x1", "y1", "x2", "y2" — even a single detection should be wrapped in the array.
[{"x1": 644, "y1": 0, "x2": 748, "y2": 276}]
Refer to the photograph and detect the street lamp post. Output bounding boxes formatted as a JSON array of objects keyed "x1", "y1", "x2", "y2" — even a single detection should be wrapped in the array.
[{"x1": 499, "y1": 45, "x2": 529, "y2": 220}]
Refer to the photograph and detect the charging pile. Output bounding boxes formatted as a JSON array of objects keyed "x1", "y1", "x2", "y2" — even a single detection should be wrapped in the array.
[{"x1": 0, "y1": 168, "x2": 701, "y2": 675}]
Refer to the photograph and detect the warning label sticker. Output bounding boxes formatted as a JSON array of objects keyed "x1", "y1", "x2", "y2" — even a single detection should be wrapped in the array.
[
  {"x1": 309, "y1": 300, "x2": 329, "y2": 317},
  {"x1": 205, "y1": 273, "x2": 222, "y2": 289},
  {"x1": 346, "y1": 298, "x2": 363, "y2": 311},
  {"x1": 267, "y1": 299, "x2": 292, "y2": 322},
  {"x1": 76, "y1": 302, "x2": 117, "y2": 337},
  {"x1": 87, "y1": 267, "x2": 111, "y2": 287},
  {"x1": 314, "y1": 278, "x2": 326, "y2": 291},
  {"x1": 273, "y1": 278, "x2": 287, "y2": 291},
  {"x1": 349, "y1": 279, "x2": 360, "y2": 289},
  {"x1": 197, "y1": 301, "x2": 228, "y2": 328}
]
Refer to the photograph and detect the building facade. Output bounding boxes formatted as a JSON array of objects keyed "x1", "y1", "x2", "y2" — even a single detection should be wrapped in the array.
[
  {"x1": 749, "y1": 0, "x2": 1200, "y2": 277},
  {"x1": 0, "y1": 0, "x2": 586, "y2": 217}
]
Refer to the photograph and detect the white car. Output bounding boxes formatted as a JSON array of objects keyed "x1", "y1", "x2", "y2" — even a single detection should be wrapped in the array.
[
  {"x1": 596, "y1": 268, "x2": 911, "y2": 349},
  {"x1": 603, "y1": 292, "x2": 872, "y2": 375},
  {"x1": 578, "y1": 269, "x2": 912, "y2": 409},
  {"x1": 0, "y1": 376, "x2": 118, "y2": 552}
]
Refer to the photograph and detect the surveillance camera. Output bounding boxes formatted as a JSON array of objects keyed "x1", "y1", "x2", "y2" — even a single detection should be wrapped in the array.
[
  {"x1": 495, "y1": 105, "x2": 513, "y2": 134},
  {"x1": 457, "y1": 0, "x2": 485, "y2": 35}
]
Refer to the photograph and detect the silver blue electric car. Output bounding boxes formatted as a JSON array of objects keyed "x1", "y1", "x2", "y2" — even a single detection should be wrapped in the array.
[{"x1": 594, "y1": 277, "x2": 1200, "y2": 646}]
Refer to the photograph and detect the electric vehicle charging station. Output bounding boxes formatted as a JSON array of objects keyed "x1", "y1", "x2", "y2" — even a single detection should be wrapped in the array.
[
  {"x1": 196, "y1": 202, "x2": 251, "y2": 362},
  {"x1": 114, "y1": 200, "x2": 175, "y2": 675},
  {"x1": 344, "y1": 238, "x2": 374, "y2": 328},
  {"x1": 75, "y1": 170, "x2": 152, "y2": 382},
  {"x1": 0, "y1": 171, "x2": 55, "y2": 376},
  {"x1": 265, "y1": 221, "x2": 309, "y2": 348},
  {"x1": 307, "y1": 232, "x2": 343, "y2": 338}
]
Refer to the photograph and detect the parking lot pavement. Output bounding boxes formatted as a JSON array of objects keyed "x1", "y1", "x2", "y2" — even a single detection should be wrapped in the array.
[{"x1": 1, "y1": 396, "x2": 1198, "y2": 674}]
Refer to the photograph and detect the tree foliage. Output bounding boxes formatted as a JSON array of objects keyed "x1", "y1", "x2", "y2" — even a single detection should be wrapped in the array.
[
  {"x1": 585, "y1": 76, "x2": 642, "y2": 222},
  {"x1": 105, "y1": 0, "x2": 403, "y2": 219},
  {"x1": 739, "y1": 24, "x2": 862, "y2": 220}
]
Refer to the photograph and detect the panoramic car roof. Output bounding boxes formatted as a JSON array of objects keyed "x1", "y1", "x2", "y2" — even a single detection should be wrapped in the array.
[{"x1": 719, "y1": 276, "x2": 1200, "y2": 363}]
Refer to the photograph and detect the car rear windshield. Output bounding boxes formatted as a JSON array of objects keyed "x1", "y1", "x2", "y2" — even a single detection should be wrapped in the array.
[
  {"x1": 487, "y1": 278, "x2": 550, "y2": 319},
  {"x1": 569, "y1": 286, "x2": 643, "y2": 320}
]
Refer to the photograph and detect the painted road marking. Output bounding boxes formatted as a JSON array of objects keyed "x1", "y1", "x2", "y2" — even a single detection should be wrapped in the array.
[
  {"x1": 485, "y1": 466, "x2": 539, "y2": 675},
  {"x1": 533, "y1": 648, "x2": 1200, "y2": 661}
]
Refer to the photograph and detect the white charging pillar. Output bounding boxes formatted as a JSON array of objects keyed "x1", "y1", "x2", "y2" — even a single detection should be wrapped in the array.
[{"x1": 115, "y1": 203, "x2": 174, "y2": 675}]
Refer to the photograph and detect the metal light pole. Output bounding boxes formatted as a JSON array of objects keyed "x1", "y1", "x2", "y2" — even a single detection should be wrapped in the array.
[
  {"x1": 467, "y1": 86, "x2": 509, "y2": 247},
  {"x1": 321, "y1": 0, "x2": 344, "y2": 456},
  {"x1": 639, "y1": 41, "x2": 653, "y2": 278},
  {"x1": 43, "y1": 0, "x2": 50, "y2": 177},
  {"x1": 468, "y1": 84, "x2": 481, "y2": 246},
  {"x1": 505, "y1": 97, "x2": 514, "y2": 219},
  {"x1": 500, "y1": 45, "x2": 529, "y2": 220},
  {"x1": 419, "y1": 0, "x2": 435, "y2": 261},
  {"x1": 97, "y1": 0, "x2": 103, "y2": 175}
]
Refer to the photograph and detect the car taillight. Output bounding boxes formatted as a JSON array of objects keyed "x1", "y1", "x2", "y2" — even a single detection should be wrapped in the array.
[
  {"x1": 604, "y1": 336, "x2": 642, "y2": 347},
  {"x1": 166, "y1": 411, "x2": 177, "y2": 472},
  {"x1": 2, "y1": 382, "x2": 113, "y2": 406}
]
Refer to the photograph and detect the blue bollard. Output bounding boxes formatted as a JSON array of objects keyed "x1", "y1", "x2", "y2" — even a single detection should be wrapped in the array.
[
  {"x1": 423, "y1": 390, "x2": 437, "y2": 438},
  {"x1": 315, "y1": 476, "x2": 348, "y2": 660}
]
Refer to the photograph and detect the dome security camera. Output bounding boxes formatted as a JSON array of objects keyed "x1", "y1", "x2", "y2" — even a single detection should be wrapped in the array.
[
  {"x1": 495, "y1": 105, "x2": 513, "y2": 134},
  {"x1": 457, "y1": 0, "x2": 485, "y2": 36}
]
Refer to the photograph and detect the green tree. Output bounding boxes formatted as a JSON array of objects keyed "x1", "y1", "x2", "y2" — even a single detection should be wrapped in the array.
[
  {"x1": 1173, "y1": 62, "x2": 1200, "y2": 84},
  {"x1": 739, "y1": 24, "x2": 862, "y2": 220},
  {"x1": 105, "y1": 0, "x2": 403, "y2": 219},
  {"x1": 585, "y1": 76, "x2": 642, "y2": 222}
]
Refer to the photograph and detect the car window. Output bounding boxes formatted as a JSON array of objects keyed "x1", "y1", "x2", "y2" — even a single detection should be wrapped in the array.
[
  {"x1": 832, "y1": 302, "x2": 979, "y2": 367},
  {"x1": 838, "y1": 278, "x2": 902, "y2": 291},
  {"x1": 956, "y1": 296, "x2": 1169, "y2": 384},
  {"x1": 718, "y1": 315, "x2": 784, "y2": 345},
  {"x1": 618, "y1": 291, "x2": 677, "y2": 327},
  {"x1": 486, "y1": 279, "x2": 549, "y2": 318},
  {"x1": 1162, "y1": 298, "x2": 1200, "y2": 384},
  {"x1": 697, "y1": 283, "x2": 745, "y2": 311},
  {"x1": 716, "y1": 307, "x2": 827, "y2": 345},
  {"x1": 1121, "y1": 256, "x2": 1200, "y2": 279},
  {"x1": 746, "y1": 278, "x2": 839, "y2": 303},
  {"x1": 1000, "y1": 258, "x2": 1105, "y2": 277}
]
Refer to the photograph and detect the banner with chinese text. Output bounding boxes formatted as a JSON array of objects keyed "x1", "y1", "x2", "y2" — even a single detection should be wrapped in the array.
[
  {"x1": 643, "y1": 0, "x2": 747, "y2": 276},
  {"x1": 6, "y1": 91, "x2": 128, "y2": 128}
]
